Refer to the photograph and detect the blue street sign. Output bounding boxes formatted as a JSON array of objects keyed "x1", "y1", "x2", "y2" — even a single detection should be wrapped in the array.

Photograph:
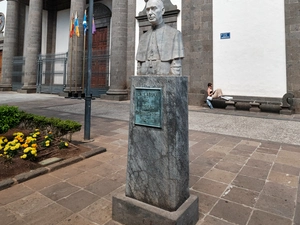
[{"x1": 220, "y1": 32, "x2": 230, "y2": 39}]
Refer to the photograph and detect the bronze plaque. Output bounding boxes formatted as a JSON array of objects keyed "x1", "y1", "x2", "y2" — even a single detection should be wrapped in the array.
[{"x1": 134, "y1": 88, "x2": 162, "y2": 128}]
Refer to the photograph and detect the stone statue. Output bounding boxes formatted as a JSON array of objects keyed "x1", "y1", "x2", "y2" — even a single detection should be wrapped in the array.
[{"x1": 136, "y1": 0, "x2": 184, "y2": 75}]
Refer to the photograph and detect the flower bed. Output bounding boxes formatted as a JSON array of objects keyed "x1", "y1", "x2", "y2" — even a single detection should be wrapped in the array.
[{"x1": 0, "y1": 128, "x2": 89, "y2": 182}]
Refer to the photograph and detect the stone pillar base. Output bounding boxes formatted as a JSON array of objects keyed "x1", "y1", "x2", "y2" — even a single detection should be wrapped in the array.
[
  {"x1": 100, "y1": 94, "x2": 128, "y2": 101},
  {"x1": 112, "y1": 194, "x2": 199, "y2": 225},
  {"x1": 18, "y1": 88, "x2": 36, "y2": 94},
  {"x1": 0, "y1": 84, "x2": 12, "y2": 91}
]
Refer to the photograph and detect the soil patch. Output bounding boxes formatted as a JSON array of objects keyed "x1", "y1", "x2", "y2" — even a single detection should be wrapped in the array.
[{"x1": 0, "y1": 128, "x2": 90, "y2": 181}]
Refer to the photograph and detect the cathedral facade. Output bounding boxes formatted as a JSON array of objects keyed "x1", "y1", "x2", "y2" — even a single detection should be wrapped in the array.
[{"x1": 0, "y1": 0, "x2": 299, "y2": 112}]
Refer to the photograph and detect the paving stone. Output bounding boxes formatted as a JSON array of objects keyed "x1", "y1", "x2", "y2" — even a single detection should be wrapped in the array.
[
  {"x1": 40, "y1": 182, "x2": 80, "y2": 201},
  {"x1": 260, "y1": 141, "x2": 281, "y2": 150},
  {"x1": 204, "y1": 168, "x2": 236, "y2": 184},
  {"x1": 215, "y1": 160, "x2": 244, "y2": 173},
  {"x1": 275, "y1": 156, "x2": 300, "y2": 168},
  {"x1": 0, "y1": 184, "x2": 34, "y2": 206},
  {"x1": 201, "y1": 215, "x2": 236, "y2": 225},
  {"x1": 280, "y1": 144, "x2": 300, "y2": 153},
  {"x1": 256, "y1": 147, "x2": 279, "y2": 155},
  {"x1": 49, "y1": 165, "x2": 85, "y2": 180},
  {"x1": 57, "y1": 190, "x2": 99, "y2": 213},
  {"x1": 0, "y1": 206, "x2": 22, "y2": 225},
  {"x1": 248, "y1": 209, "x2": 292, "y2": 225},
  {"x1": 233, "y1": 144, "x2": 257, "y2": 152},
  {"x1": 239, "y1": 166, "x2": 270, "y2": 180},
  {"x1": 262, "y1": 181, "x2": 297, "y2": 202},
  {"x1": 221, "y1": 186, "x2": 259, "y2": 207},
  {"x1": 103, "y1": 185, "x2": 126, "y2": 203},
  {"x1": 192, "y1": 178, "x2": 228, "y2": 197},
  {"x1": 207, "y1": 145, "x2": 232, "y2": 154},
  {"x1": 246, "y1": 159, "x2": 272, "y2": 170},
  {"x1": 85, "y1": 178, "x2": 123, "y2": 197},
  {"x1": 255, "y1": 194, "x2": 295, "y2": 219},
  {"x1": 251, "y1": 152, "x2": 276, "y2": 163},
  {"x1": 79, "y1": 198, "x2": 112, "y2": 225},
  {"x1": 87, "y1": 162, "x2": 123, "y2": 178},
  {"x1": 190, "y1": 162, "x2": 213, "y2": 177},
  {"x1": 6, "y1": 192, "x2": 54, "y2": 217},
  {"x1": 57, "y1": 214, "x2": 97, "y2": 225},
  {"x1": 278, "y1": 149, "x2": 300, "y2": 158},
  {"x1": 222, "y1": 154, "x2": 248, "y2": 164},
  {"x1": 229, "y1": 149, "x2": 252, "y2": 157},
  {"x1": 23, "y1": 202, "x2": 73, "y2": 225},
  {"x1": 190, "y1": 190, "x2": 218, "y2": 214},
  {"x1": 67, "y1": 171, "x2": 103, "y2": 188},
  {"x1": 189, "y1": 175, "x2": 201, "y2": 188},
  {"x1": 210, "y1": 199, "x2": 252, "y2": 225},
  {"x1": 23, "y1": 174, "x2": 62, "y2": 191},
  {"x1": 268, "y1": 170, "x2": 298, "y2": 187},
  {"x1": 232, "y1": 175, "x2": 265, "y2": 192},
  {"x1": 272, "y1": 163, "x2": 300, "y2": 176}
]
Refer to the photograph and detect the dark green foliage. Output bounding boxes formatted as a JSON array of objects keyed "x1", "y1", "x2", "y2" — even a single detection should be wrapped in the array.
[
  {"x1": 0, "y1": 106, "x2": 81, "y2": 135},
  {"x1": 0, "y1": 105, "x2": 25, "y2": 133}
]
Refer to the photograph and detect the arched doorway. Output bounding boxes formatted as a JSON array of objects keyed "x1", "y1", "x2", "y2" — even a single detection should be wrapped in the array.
[{"x1": 86, "y1": 2, "x2": 111, "y2": 97}]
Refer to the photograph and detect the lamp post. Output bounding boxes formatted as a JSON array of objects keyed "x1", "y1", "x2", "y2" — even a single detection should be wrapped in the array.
[{"x1": 84, "y1": 0, "x2": 94, "y2": 140}]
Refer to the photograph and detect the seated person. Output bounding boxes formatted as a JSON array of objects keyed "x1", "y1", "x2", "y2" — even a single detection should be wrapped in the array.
[{"x1": 207, "y1": 82, "x2": 223, "y2": 99}]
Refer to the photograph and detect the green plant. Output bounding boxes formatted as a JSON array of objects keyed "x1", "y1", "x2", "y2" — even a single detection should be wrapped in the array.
[{"x1": 0, "y1": 105, "x2": 25, "y2": 134}]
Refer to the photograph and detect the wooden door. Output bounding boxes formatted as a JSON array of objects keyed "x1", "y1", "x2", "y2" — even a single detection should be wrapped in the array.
[{"x1": 91, "y1": 27, "x2": 108, "y2": 88}]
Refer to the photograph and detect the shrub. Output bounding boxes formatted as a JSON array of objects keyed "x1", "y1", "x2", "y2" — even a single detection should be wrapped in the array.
[{"x1": 0, "y1": 105, "x2": 25, "y2": 134}]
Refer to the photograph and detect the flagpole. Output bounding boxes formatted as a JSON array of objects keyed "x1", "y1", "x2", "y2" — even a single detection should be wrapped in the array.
[
  {"x1": 82, "y1": 10, "x2": 87, "y2": 94},
  {"x1": 69, "y1": 14, "x2": 73, "y2": 94},
  {"x1": 84, "y1": 0, "x2": 94, "y2": 140},
  {"x1": 82, "y1": 33, "x2": 86, "y2": 93}
]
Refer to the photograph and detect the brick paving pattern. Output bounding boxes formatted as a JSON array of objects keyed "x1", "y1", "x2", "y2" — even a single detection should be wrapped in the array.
[{"x1": 0, "y1": 92, "x2": 299, "y2": 225}]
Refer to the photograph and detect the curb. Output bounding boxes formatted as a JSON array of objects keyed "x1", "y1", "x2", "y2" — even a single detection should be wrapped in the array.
[{"x1": 0, "y1": 147, "x2": 106, "y2": 191}]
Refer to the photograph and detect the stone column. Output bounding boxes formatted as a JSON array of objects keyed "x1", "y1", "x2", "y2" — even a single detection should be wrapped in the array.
[
  {"x1": 105, "y1": 0, "x2": 128, "y2": 99},
  {"x1": 21, "y1": 0, "x2": 43, "y2": 93},
  {"x1": 66, "y1": 0, "x2": 85, "y2": 94},
  {"x1": 285, "y1": 1, "x2": 300, "y2": 113},
  {"x1": 0, "y1": 0, "x2": 19, "y2": 91},
  {"x1": 182, "y1": 0, "x2": 213, "y2": 106}
]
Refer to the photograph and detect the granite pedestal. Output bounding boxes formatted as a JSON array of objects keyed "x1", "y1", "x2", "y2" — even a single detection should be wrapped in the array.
[{"x1": 112, "y1": 75, "x2": 198, "y2": 224}]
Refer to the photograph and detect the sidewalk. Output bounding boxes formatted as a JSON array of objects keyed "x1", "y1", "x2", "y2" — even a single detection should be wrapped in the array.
[{"x1": 0, "y1": 92, "x2": 299, "y2": 225}]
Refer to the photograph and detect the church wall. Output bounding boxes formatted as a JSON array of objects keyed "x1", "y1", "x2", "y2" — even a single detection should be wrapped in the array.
[
  {"x1": 213, "y1": 0, "x2": 286, "y2": 98},
  {"x1": 55, "y1": 9, "x2": 70, "y2": 54}
]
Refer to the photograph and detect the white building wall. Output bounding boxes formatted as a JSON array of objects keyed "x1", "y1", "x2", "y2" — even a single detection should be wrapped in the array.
[
  {"x1": 213, "y1": 0, "x2": 286, "y2": 98},
  {"x1": 56, "y1": 9, "x2": 70, "y2": 54}
]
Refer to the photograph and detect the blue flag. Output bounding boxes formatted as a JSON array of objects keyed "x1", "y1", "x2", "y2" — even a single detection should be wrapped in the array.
[{"x1": 83, "y1": 11, "x2": 87, "y2": 35}]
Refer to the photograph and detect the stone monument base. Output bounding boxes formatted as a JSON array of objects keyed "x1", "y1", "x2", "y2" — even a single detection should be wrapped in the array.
[{"x1": 112, "y1": 194, "x2": 199, "y2": 225}]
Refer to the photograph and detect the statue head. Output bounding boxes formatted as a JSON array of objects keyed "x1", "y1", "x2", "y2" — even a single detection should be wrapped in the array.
[{"x1": 145, "y1": 0, "x2": 165, "y2": 27}]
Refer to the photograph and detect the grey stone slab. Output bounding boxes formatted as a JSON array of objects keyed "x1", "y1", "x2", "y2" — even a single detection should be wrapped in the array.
[
  {"x1": 221, "y1": 186, "x2": 259, "y2": 207},
  {"x1": 40, "y1": 182, "x2": 80, "y2": 201},
  {"x1": 239, "y1": 166, "x2": 270, "y2": 180},
  {"x1": 255, "y1": 194, "x2": 295, "y2": 219},
  {"x1": 126, "y1": 76, "x2": 189, "y2": 211},
  {"x1": 232, "y1": 175, "x2": 265, "y2": 192},
  {"x1": 112, "y1": 193, "x2": 199, "y2": 225},
  {"x1": 39, "y1": 157, "x2": 63, "y2": 166},
  {"x1": 57, "y1": 190, "x2": 99, "y2": 213},
  {"x1": 192, "y1": 178, "x2": 228, "y2": 197},
  {"x1": 210, "y1": 200, "x2": 252, "y2": 225},
  {"x1": 248, "y1": 210, "x2": 292, "y2": 225}
]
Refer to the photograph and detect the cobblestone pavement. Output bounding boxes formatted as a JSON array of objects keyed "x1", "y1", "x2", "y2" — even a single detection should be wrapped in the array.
[{"x1": 0, "y1": 92, "x2": 300, "y2": 225}]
